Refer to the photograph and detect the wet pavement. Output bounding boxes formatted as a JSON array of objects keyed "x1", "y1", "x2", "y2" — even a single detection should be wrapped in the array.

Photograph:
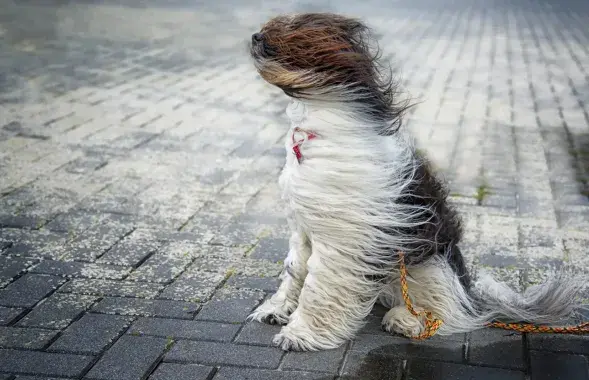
[{"x1": 0, "y1": 0, "x2": 589, "y2": 379}]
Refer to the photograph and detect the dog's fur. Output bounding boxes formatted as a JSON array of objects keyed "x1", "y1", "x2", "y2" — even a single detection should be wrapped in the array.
[{"x1": 248, "y1": 13, "x2": 585, "y2": 351}]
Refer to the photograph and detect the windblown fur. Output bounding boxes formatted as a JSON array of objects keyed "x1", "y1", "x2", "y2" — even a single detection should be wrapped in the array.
[{"x1": 248, "y1": 13, "x2": 586, "y2": 351}]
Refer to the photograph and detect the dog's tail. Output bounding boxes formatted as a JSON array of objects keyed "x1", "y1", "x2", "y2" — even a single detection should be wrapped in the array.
[
  {"x1": 416, "y1": 256, "x2": 588, "y2": 335},
  {"x1": 468, "y1": 270, "x2": 586, "y2": 326}
]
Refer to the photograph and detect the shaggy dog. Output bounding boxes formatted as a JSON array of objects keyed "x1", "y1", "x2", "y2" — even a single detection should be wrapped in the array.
[{"x1": 248, "y1": 13, "x2": 583, "y2": 351}]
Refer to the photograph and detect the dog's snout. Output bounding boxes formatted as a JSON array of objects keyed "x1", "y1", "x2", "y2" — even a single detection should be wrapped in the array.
[{"x1": 252, "y1": 33, "x2": 263, "y2": 44}]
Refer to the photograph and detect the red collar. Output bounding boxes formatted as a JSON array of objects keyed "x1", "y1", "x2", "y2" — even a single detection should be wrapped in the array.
[{"x1": 291, "y1": 127, "x2": 317, "y2": 164}]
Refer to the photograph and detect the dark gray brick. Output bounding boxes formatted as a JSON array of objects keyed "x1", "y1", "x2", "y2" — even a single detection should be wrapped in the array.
[
  {"x1": 530, "y1": 351, "x2": 589, "y2": 380},
  {"x1": 0, "y1": 274, "x2": 65, "y2": 308},
  {"x1": 165, "y1": 340, "x2": 283, "y2": 368},
  {"x1": 341, "y1": 351, "x2": 402, "y2": 379},
  {"x1": 226, "y1": 275, "x2": 279, "y2": 292},
  {"x1": 44, "y1": 209, "x2": 108, "y2": 233},
  {"x1": 467, "y1": 329, "x2": 524, "y2": 369},
  {"x1": 406, "y1": 360, "x2": 525, "y2": 380},
  {"x1": 86, "y1": 335, "x2": 168, "y2": 380},
  {"x1": 59, "y1": 223, "x2": 133, "y2": 261},
  {"x1": 97, "y1": 230, "x2": 161, "y2": 267},
  {"x1": 196, "y1": 289, "x2": 264, "y2": 323},
  {"x1": 234, "y1": 321, "x2": 282, "y2": 345},
  {"x1": 214, "y1": 367, "x2": 333, "y2": 380},
  {"x1": 93, "y1": 297, "x2": 199, "y2": 319},
  {"x1": 127, "y1": 243, "x2": 201, "y2": 283},
  {"x1": 283, "y1": 345, "x2": 346, "y2": 373},
  {"x1": 528, "y1": 333, "x2": 589, "y2": 354},
  {"x1": 250, "y1": 237, "x2": 289, "y2": 263},
  {"x1": 17, "y1": 293, "x2": 97, "y2": 329},
  {"x1": 128, "y1": 317, "x2": 240, "y2": 342},
  {"x1": 351, "y1": 333, "x2": 464, "y2": 362},
  {"x1": 0, "y1": 256, "x2": 35, "y2": 286},
  {"x1": 0, "y1": 326, "x2": 58, "y2": 349},
  {"x1": 4, "y1": 230, "x2": 67, "y2": 259},
  {"x1": 0, "y1": 306, "x2": 23, "y2": 325},
  {"x1": 48, "y1": 313, "x2": 132, "y2": 354},
  {"x1": 58, "y1": 278, "x2": 163, "y2": 298},
  {"x1": 158, "y1": 270, "x2": 225, "y2": 302},
  {"x1": 0, "y1": 349, "x2": 93, "y2": 377},
  {"x1": 15, "y1": 377, "x2": 80, "y2": 380},
  {"x1": 148, "y1": 363, "x2": 214, "y2": 380},
  {"x1": 30, "y1": 260, "x2": 131, "y2": 280}
]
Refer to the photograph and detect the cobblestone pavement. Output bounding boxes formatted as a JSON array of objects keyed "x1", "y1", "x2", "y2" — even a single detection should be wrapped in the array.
[{"x1": 1, "y1": 0, "x2": 589, "y2": 379}]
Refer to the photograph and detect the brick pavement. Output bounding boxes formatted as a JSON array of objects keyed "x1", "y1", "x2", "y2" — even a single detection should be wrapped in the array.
[{"x1": 1, "y1": 0, "x2": 589, "y2": 379}]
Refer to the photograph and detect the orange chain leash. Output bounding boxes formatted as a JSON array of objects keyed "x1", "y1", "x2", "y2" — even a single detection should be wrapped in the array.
[{"x1": 397, "y1": 252, "x2": 589, "y2": 339}]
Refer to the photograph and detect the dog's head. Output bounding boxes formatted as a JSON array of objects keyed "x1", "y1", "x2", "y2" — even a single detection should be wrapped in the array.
[{"x1": 250, "y1": 13, "x2": 379, "y2": 98}]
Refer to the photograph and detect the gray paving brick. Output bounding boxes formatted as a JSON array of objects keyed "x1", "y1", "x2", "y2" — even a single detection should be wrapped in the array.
[
  {"x1": 0, "y1": 274, "x2": 65, "y2": 308},
  {"x1": 530, "y1": 351, "x2": 589, "y2": 380},
  {"x1": 214, "y1": 368, "x2": 333, "y2": 380},
  {"x1": 351, "y1": 333, "x2": 464, "y2": 362},
  {"x1": 234, "y1": 321, "x2": 282, "y2": 345},
  {"x1": 16, "y1": 293, "x2": 97, "y2": 329},
  {"x1": 128, "y1": 317, "x2": 240, "y2": 341},
  {"x1": 283, "y1": 345, "x2": 346, "y2": 373},
  {"x1": 30, "y1": 260, "x2": 131, "y2": 280},
  {"x1": 165, "y1": 340, "x2": 283, "y2": 368},
  {"x1": 148, "y1": 363, "x2": 214, "y2": 380},
  {"x1": 225, "y1": 275, "x2": 280, "y2": 292},
  {"x1": 86, "y1": 335, "x2": 168, "y2": 380},
  {"x1": 0, "y1": 306, "x2": 23, "y2": 325},
  {"x1": 196, "y1": 288, "x2": 264, "y2": 323},
  {"x1": 0, "y1": 326, "x2": 58, "y2": 349},
  {"x1": 0, "y1": 349, "x2": 93, "y2": 377},
  {"x1": 467, "y1": 329, "x2": 524, "y2": 370},
  {"x1": 406, "y1": 360, "x2": 525, "y2": 380},
  {"x1": 97, "y1": 229, "x2": 162, "y2": 267},
  {"x1": 48, "y1": 313, "x2": 132, "y2": 354},
  {"x1": 127, "y1": 242, "x2": 203, "y2": 284},
  {"x1": 14, "y1": 377, "x2": 65, "y2": 380},
  {"x1": 249, "y1": 237, "x2": 289, "y2": 263},
  {"x1": 93, "y1": 297, "x2": 199, "y2": 319},
  {"x1": 3, "y1": 230, "x2": 67, "y2": 260},
  {"x1": 58, "y1": 278, "x2": 164, "y2": 298},
  {"x1": 528, "y1": 333, "x2": 589, "y2": 355},
  {"x1": 158, "y1": 269, "x2": 225, "y2": 302},
  {"x1": 0, "y1": 256, "x2": 35, "y2": 286},
  {"x1": 341, "y1": 351, "x2": 403, "y2": 379},
  {"x1": 59, "y1": 224, "x2": 134, "y2": 261}
]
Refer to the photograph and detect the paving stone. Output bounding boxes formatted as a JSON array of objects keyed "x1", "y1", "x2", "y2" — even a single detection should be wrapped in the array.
[
  {"x1": 0, "y1": 349, "x2": 93, "y2": 377},
  {"x1": 14, "y1": 377, "x2": 65, "y2": 380},
  {"x1": 467, "y1": 329, "x2": 524, "y2": 369},
  {"x1": 0, "y1": 256, "x2": 36, "y2": 287},
  {"x1": 58, "y1": 278, "x2": 164, "y2": 298},
  {"x1": 0, "y1": 306, "x2": 23, "y2": 325},
  {"x1": 86, "y1": 335, "x2": 168, "y2": 380},
  {"x1": 405, "y1": 360, "x2": 525, "y2": 380},
  {"x1": 165, "y1": 340, "x2": 283, "y2": 368},
  {"x1": 16, "y1": 292, "x2": 97, "y2": 329},
  {"x1": 128, "y1": 317, "x2": 240, "y2": 341},
  {"x1": 48, "y1": 313, "x2": 132, "y2": 354},
  {"x1": 530, "y1": 351, "x2": 589, "y2": 380},
  {"x1": 148, "y1": 363, "x2": 214, "y2": 380},
  {"x1": 283, "y1": 345, "x2": 346, "y2": 373},
  {"x1": 351, "y1": 333, "x2": 464, "y2": 362},
  {"x1": 158, "y1": 269, "x2": 225, "y2": 302},
  {"x1": 93, "y1": 297, "x2": 199, "y2": 319},
  {"x1": 528, "y1": 333, "x2": 589, "y2": 355},
  {"x1": 234, "y1": 321, "x2": 282, "y2": 345},
  {"x1": 0, "y1": 274, "x2": 65, "y2": 308},
  {"x1": 249, "y1": 237, "x2": 289, "y2": 263},
  {"x1": 225, "y1": 274, "x2": 280, "y2": 292},
  {"x1": 97, "y1": 229, "x2": 162, "y2": 267},
  {"x1": 341, "y1": 351, "x2": 403, "y2": 379},
  {"x1": 4, "y1": 230, "x2": 67, "y2": 260},
  {"x1": 195, "y1": 288, "x2": 264, "y2": 323},
  {"x1": 30, "y1": 260, "x2": 131, "y2": 280},
  {"x1": 214, "y1": 368, "x2": 332, "y2": 380},
  {"x1": 59, "y1": 223, "x2": 133, "y2": 261},
  {"x1": 0, "y1": 326, "x2": 58, "y2": 349}
]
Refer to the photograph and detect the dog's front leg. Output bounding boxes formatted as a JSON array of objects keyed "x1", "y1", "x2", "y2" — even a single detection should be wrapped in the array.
[
  {"x1": 273, "y1": 239, "x2": 380, "y2": 351},
  {"x1": 249, "y1": 228, "x2": 312, "y2": 325}
]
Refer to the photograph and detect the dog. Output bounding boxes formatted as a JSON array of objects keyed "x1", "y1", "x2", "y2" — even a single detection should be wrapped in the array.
[{"x1": 247, "y1": 13, "x2": 584, "y2": 351}]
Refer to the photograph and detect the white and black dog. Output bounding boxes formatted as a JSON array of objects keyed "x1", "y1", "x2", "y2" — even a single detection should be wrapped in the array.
[{"x1": 248, "y1": 13, "x2": 584, "y2": 351}]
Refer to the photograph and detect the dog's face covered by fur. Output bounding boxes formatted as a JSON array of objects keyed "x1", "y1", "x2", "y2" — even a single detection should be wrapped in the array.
[{"x1": 250, "y1": 13, "x2": 403, "y2": 129}]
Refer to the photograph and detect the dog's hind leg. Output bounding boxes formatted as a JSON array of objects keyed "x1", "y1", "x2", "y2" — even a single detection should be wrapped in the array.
[
  {"x1": 249, "y1": 228, "x2": 312, "y2": 325},
  {"x1": 273, "y1": 239, "x2": 381, "y2": 351}
]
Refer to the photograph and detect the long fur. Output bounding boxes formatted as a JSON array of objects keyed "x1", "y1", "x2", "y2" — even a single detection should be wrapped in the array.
[{"x1": 247, "y1": 13, "x2": 586, "y2": 351}]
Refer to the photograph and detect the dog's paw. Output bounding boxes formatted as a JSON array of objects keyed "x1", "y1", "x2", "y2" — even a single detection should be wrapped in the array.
[
  {"x1": 273, "y1": 329, "x2": 316, "y2": 351},
  {"x1": 248, "y1": 299, "x2": 294, "y2": 326},
  {"x1": 381, "y1": 306, "x2": 425, "y2": 338}
]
